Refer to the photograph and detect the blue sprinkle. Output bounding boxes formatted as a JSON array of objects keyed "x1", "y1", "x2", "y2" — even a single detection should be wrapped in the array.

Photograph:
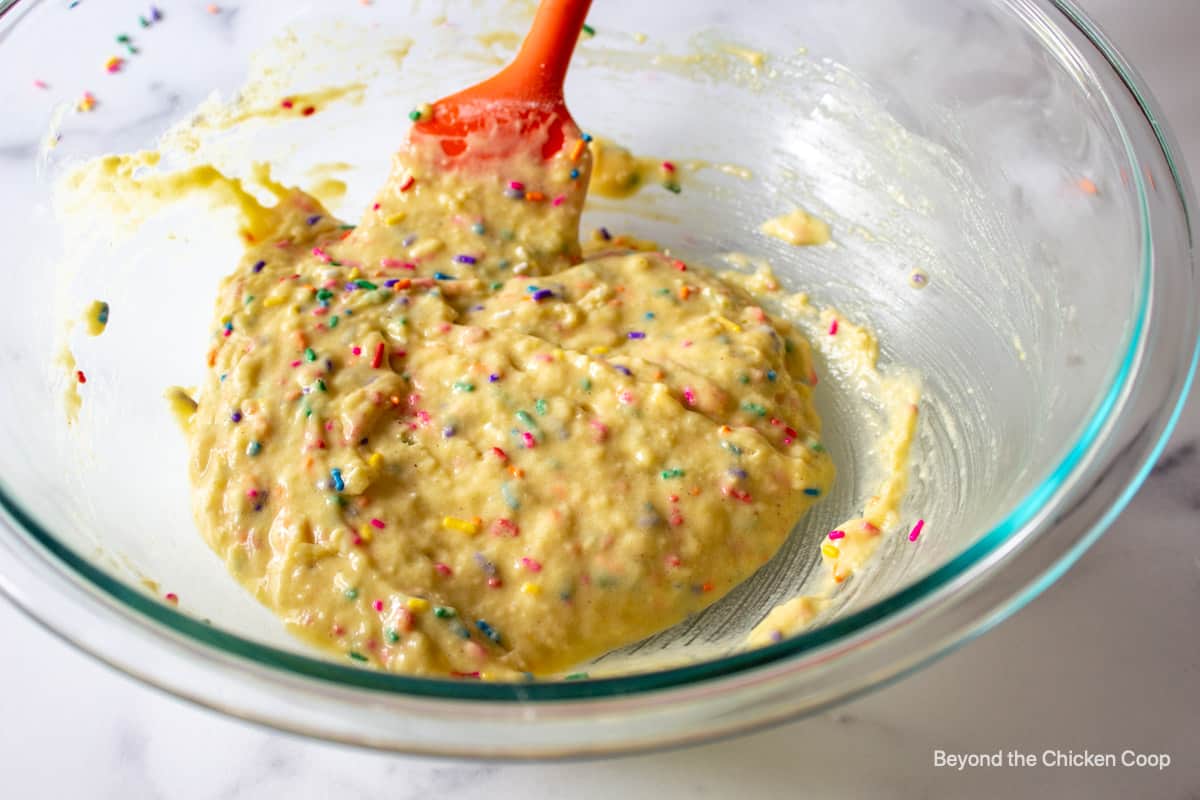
[
  {"x1": 599, "y1": 227, "x2": 612, "y2": 241},
  {"x1": 803, "y1": 487, "x2": 821, "y2": 497},
  {"x1": 433, "y1": 272, "x2": 455, "y2": 281},
  {"x1": 767, "y1": 369, "x2": 777, "y2": 382},
  {"x1": 728, "y1": 468, "x2": 748, "y2": 479},
  {"x1": 330, "y1": 468, "x2": 345, "y2": 492},
  {"x1": 442, "y1": 426, "x2": 456, "y2": 438},
  {"x1": 488, "y1": 373, "x2": 501, "y2": 383},
  {"x1": 475, "y1": 619, "x2": 502, "y2": 644},
  {"x1": 230, "y1": 410, "x2": 242, "y2": 423},
  {"x1": 471, "y1": 222, "x2": 486, "y2": 235},
  {"x1": 306, "y1": 214, "x2": 322, "y2": 225},
  {"x1": 613, "y1": 365, "x2": 632, "y2": 376},
  {"x1": 569, "y1": 168, "x2": 580, "y2": 179},
  {"x1": 384, "y1": 278, "x2": 400, "y2": 287},
  {"x1": 454, "y1": 254, "x2": 477, "y2": 264},
  {"x1": 581, "y1": 132, "x2": 593, "y2": 142},
  {"x1": 246, "y1": 441, "x2": 262, "y2": 456},
  {"x1": 252, "y1": 259, "x2": 266, "y2": 273},
  {"x1": 627, "y1": 331, "x2": 646, "y2": 340},
  {"x1": 532, "y1": 289, "x2": 554, "y2": 302},
  {"x1": 644, "y1": 311, "x2": 655, "y2": 320},
  {"x1": 501, "y1": 482, "x2": 520, "y2": 510},
  {"x1": 402, "y1": 235, "x2": 417, "y2": 247}
]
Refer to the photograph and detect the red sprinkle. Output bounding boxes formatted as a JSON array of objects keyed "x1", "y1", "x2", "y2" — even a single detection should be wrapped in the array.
[
  {"x1": 302, "y1": 106, "x2": 316, "y2": 116},
  {"x1": 399, "y1": 175, "x2": 415, "y2": 192},
  {"x1": 164, "y1": 592, "x2": 179, "y2": 604},
  {"x1": 371, "y1": 341, "x2": 385, "y2": 368},
  {"x1": 491, "y1": 518, "x2": 520, "y2": 537},
  {"x1": 372, "y1": 599, "x2": 384, "y2": 612},
  {"x1": 491, "y1": 446, "x2": 509, "y2": 462},
  {"x1": 281, "y1": 98, "x2": 294, "y2": 109},
  {"x1": 829, "y1": 319, "x2": 839, "y2": 335},
  {"x1": 75, "y1": 370, "x2": 87, "y2": 384},
  {"x1": 722, "y1": 486, "x2": 753, "y2": 504},
  {"x1": 434, "y1": 562, "x2": 453, "y2": 576}
]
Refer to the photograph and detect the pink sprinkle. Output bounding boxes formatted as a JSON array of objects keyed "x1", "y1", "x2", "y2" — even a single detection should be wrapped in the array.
[
  {"x1": 380, "y1": 257, "x2": 408, "y2": 269},
  {"x1": 33, "y1": 79, "x2": 49, "y2": 89},
  {"x1": 589, "y1": 419, "x2": 608, "y2": 442},
  {"x1": 681, "y1": 340, "x2": 693, "y2": 348},
  {"x1": 373, "y1": 202, "x2": 381, "y2": 210},
  {"x1": 247, "y1": 489, "x2": 259, "y2": 498},
  {"x1": 312, "y1": 247, "x2": 331, "y2": 262},
  {"x1": 908, "y1": 519, "x2": 925, "y2": 542},
  {"x1": 828, "y1": 529, "x2": 845, "y2": 540},
  {"x1": 290, "y1": 360, "x2": 301, "y2": 367},
  {"x1": 164, "y1": 592, "x2": 179, "y2": 604},
  {"x1": 683, "y1": 387, "x2": 696, "y2": 406},
  {"x1": 618, "y1": 390, "x2": 635, "y2": 405},
  {"x1": 522, "y1": 431, "x2": 537, "y2": 448},
  {"x1": 552, "y1": 194, "x2": 566, "y2": 207},
  {"x1": 372, "y1": 599, "x2": 384, "y2": 612},
  {"x1": 521, "y1": 557, "x2": 542, "y2": 572},
  {"x1": 352, "y1": 346, "x2": 362, "y2": 356},
  {"x1": 370, "y1": 518, "x2": 385, "y2": 529},
  {"x1": 508, "y1": 180, "x2": 525, "y2": 191},
  {"x1": 662, "y1": 161, "x2": 676, "y2": 172},
  {"x1": 829, "y1": 319, "x2": 839, "y2": 335},
  {"x1": 434, "y1": 562, "x2": 453, "y2": 576}
]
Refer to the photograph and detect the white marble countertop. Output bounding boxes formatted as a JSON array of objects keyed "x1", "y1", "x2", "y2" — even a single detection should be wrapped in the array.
[{"x1": 2, "y1": 0, "x2": 1198, "y2": 796}]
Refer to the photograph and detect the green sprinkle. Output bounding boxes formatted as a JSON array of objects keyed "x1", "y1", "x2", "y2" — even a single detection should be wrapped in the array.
[
  {"x1": 723, "y1": 441, "x2": 743, "y2": 456},
  {"x1": 516, "y1": 409, "x2": 536, "y2": 427},
  {"x1": 742, "y1": 402, "x2": 767, "y2": 417},
  {"x1": 329, "y1": 315, "x2": 339, "y2": 328},
  {"x1": 304, "y1": 347, "x2": 317, "y2": 362},
  {"x1": 339, "y1": 224, "x2": 356, "y2": 230},
  {"x1": 535, "y1": 398, "x2": 547, "y2": 416},
  {"x1": 501, "y1": 482, "x2": 520, "y2": 510},
  {"x1": 811, "y1": 442, "x2": 825, "y2": 452},
  {"x1": 434, "y1": 606, "x2": 456, "y2": 618},
  {"x1": 316, "y1": 288, "x2": 333, "y2": 301},
  {"x1": 565, "y1": 671, "x2": 589, "y2": 680},
  {"x1": 581, "y1": 378, "x2": 592, "y2": 391},
  {"x1": 738, "y1": 374, "x2": 750, "y2": 385},
  {"x1": 244, "y1": 295, "x2": 254, "y2": 305},
  {"x1": 345, "y1": 588, "x2": 358, "y2": 600},
  {"x1": 656, "y1": 288, "x2": 671, "y2": 296},
  {"x1": 408, "y1": 108, "x2": 422, "y2": 121},
  {"x1": 316, "y1": 379, "x2": 327, "y2": 392},
  {"x1": 663, "y1": 181, "x2": 682, "y2": 194},
  {"x1": 581, "y1": 23, "x2": 595, "y2": 36},
  {"x1": 246, "y1": 441, "x2": 262, "y2": 456},
  {"x1": 471, "y1": 222, "x2": 486, "y2": 235},
  {"x1": 348, "y1": 651, "x2": 368, "y2": 663},
  {"x1": 385, "y1": 628, "x2": 400, "y2": 643},
  {"x1": 304, "y1": 407, "x2": 313, "y2": 418},
  {"x1": 116, "y1": 34, "x2": 131, "y2": 43},
  {"x1": 355, "y1": 280, "x2": 377, "y2": 290},
  {"x1": 490, "y1": 282, "x2": 504, "y2": 290},
  {"x1": 453, "y1": 381, "x2": 475, "y2": 393},
  {"x1": 660, "y1": 468, "x2": 686, "y2": 479}
]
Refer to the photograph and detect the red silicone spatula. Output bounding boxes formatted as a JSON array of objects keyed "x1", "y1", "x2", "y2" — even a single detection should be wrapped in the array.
[{"x1": 410, "y1": 0, "x2": 594, "y2": 160}]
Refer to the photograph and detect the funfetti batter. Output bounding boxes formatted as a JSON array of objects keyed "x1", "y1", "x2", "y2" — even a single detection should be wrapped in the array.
[{"x1": 182, "y1": 110, "x2": 836, "y2": 678}]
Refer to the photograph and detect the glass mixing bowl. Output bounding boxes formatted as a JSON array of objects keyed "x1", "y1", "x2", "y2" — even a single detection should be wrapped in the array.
[{"x1": 0, "y1": 0, "x2": 1196, "y2": 757}]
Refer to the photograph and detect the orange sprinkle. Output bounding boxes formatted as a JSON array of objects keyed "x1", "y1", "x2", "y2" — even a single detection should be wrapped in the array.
[
  {"x1": 679, "y1": 285, "x2": 692, "y2": 300},
  {"x1": 569, "y1": 138, "x2": 586, "y2": 161},
  {"x1": 525, "y1": 191, "x2": 545, "y2": 202},
  {"x1": 688, "y1": 486, "x2": 701, "y2": 496},
  {"x1": 701, "y1": 581, "x2": 714, "y2": 592},
  {"x1": 509, "y1": 466, "x2": 525, "y2": 478},
  {"x1": 1077, "y1": 177, "x2": 1099, "y2": 195}
]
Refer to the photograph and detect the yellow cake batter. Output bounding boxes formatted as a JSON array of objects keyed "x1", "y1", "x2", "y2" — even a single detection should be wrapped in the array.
[{"x1": 56, "y1": 30, "x2": 919, "y2": 677}]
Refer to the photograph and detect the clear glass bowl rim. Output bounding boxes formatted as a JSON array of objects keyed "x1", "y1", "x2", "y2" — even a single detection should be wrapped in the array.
[{"x1": 0, "y1": 0, "x2": 1196, "y2": 713}]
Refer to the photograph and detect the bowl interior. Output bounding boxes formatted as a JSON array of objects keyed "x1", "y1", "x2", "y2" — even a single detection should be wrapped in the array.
[{"x1": 0, "y1": 0, "x2": 1142, "y2": 686}]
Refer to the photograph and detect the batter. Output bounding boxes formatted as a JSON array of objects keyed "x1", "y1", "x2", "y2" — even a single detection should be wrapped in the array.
[{"x1": 181, "y1": 119, "x2": 836, "y2": 678}]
